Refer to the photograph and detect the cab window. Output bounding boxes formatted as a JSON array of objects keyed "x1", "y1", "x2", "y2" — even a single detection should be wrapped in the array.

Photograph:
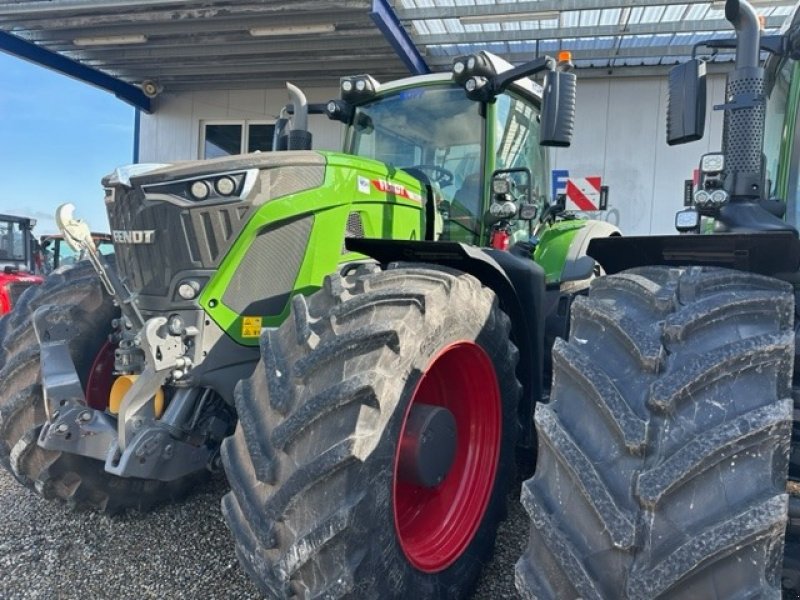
[
  {"x1": 348, "y1": 85, "x2": 485, "y2": 243},
  {"x1": 494, "y1": 93, "x2": 548, "y2": 207}
]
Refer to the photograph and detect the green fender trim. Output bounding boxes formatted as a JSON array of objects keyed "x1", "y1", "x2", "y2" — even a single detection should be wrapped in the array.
[{"x1": 534, "y1": 219, "x2": 620, "y2": 285}]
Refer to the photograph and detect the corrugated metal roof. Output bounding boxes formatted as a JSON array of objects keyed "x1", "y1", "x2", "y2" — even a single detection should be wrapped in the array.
[
  {"x1": 0, "y1": 0, "x2": 795, "y2": 104},
  {"x1": 0, "y1": 0, "x2": 411, "y2": 92}
]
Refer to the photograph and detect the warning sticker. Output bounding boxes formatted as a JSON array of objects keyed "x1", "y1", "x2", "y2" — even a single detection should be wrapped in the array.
[
  {"x1": 371, "y1": 179, "x2": 422, "y2": 203},
  {"x1": 241, "y1": 316, "x2": 263, "y2": 338},
  {"x1": 357, "y1": 175, "x2": 371, "y2": 194}
]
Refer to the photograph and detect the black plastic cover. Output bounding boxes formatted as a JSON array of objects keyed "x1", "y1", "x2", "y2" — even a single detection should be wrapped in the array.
[
  {"x1": 539, "y1": 70, "x2": 576, "y2": 147},
  {"x1": 587, "y1": 232, "x2": 800, "y2": 276},
  {"x1": 667, "y1": 59, "x2": 707, "y2": 145}
]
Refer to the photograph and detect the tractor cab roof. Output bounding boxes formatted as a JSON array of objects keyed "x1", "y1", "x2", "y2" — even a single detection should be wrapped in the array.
[{"x1": 361, "y1": 51, "x2": 544, "y2": 106}]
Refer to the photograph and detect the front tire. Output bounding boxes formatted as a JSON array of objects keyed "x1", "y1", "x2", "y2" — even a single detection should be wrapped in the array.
[
  {"x1": 222, "y1": 264, "x2": 521, "y2": 598},
  {"x1": 516, "y1": 266, "x2": 794, "y2": 599}
]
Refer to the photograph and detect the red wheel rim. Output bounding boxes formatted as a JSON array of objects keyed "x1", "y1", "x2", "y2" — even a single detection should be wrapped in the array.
[
  {"x1": 85, "y1": 340, "x2": 116, "y2": 410},
  {"x1": 393, "y1": 341, "x2": 502, "y2": 573}
]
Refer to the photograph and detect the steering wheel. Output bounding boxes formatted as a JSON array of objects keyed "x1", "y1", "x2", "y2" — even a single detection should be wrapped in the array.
[{"x1": 402, "y1": 164, "x2": 455, "y2": 188}]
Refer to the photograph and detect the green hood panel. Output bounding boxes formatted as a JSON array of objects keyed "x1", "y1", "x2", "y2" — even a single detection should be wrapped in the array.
[{"x1": 200, "y1": 152, "x2": 425, "y2": 345}]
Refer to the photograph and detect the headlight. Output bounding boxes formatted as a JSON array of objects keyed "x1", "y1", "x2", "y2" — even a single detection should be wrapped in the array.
[
  {"x1": 492, "y1": 177, "x2": 512, "y2": 196},
  {"x1": 700, "y1": 153, "x2": 725, "y2": 174},
  {"x1": 190, "y1": 180, "x2": 210, "y2": 201},
  {"x1": 177, "y1": 279, "x2": 201, "y2": 300},
  {"x1": 215, "y1": 176, "x2": 236, "y2": 196}
]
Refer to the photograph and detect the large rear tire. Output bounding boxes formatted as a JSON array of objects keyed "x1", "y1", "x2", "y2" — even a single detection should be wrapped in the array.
[
  {"x1": 516, "y1": 266, "x2": 794, "y2": 599},
  {"x1": 0, "y1": 261, "x2": 204, "y2": 514},
  {"x1": 222, "y1": 264, "x2": 521, "y2": 598}
]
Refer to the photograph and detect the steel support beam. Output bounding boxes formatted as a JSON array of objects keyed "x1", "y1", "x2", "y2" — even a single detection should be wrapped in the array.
[
  {"x1": 370, "y1": 0, "x2": 429, "y2": 75},
  {"x1": 133, "y1": 108, "x2": 141, "y2": 163},
  {"x1": 426, "y1": 44, "x2": 736, "y2": 66},
  {"x1": 0, "y1": 30, "x2": 151, "y2": 112},
  {"x1": 0, "y1": 0, "x2": 216, "y2": 16}
]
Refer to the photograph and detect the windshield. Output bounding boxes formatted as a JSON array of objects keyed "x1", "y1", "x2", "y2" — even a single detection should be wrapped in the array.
[
  {"x1": 348, "y1": 85, "x2": 485, "y2": 241},
  {"x1": 0, "y1": 220, "x2": 27, "y2": 263}
]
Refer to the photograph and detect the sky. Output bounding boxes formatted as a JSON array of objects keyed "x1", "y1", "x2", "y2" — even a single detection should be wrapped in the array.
[{"x1": 0, "y1": 52, "x2": 134, "y2": 234}]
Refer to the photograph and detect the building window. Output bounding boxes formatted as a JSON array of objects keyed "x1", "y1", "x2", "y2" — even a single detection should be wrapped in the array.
[{"x1": 200, "y1": 121, "x2": 275, "y2": 159}]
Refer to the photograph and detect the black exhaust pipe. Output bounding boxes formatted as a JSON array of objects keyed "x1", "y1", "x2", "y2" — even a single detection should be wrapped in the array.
[
  {"x1": 721, "y1": 0, "x2": 764, "y2": 201},
  {"x1": 726, "y1": 0, "x2": 761, "y2": 69}
]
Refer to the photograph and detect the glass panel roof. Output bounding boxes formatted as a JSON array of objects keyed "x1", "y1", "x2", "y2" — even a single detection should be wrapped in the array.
[{"x1": 397, "y1": 0, "x2": 796, "y2": 69}]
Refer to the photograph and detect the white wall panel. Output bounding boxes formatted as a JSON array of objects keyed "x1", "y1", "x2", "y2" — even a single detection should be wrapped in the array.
[
  {"x1": 139, "y1": 86, "x2": 343, "y2": 163},
  {"x1": 553, "y1": 73, "x2": 727, "y2": 235}
]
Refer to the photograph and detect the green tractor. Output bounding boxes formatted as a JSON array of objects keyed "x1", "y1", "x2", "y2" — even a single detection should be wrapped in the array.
[
  {"x1": 215, "y1": 1, "x2": 800, "y2": 598},
  {"x1": 0, "y1": 35, "x2": 611, "y2": 582}
]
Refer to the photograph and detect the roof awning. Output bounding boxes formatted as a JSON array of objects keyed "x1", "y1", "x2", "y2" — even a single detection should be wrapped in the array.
[{"x1": 0, "y1": 0, "x2": 797, "y2": 114}]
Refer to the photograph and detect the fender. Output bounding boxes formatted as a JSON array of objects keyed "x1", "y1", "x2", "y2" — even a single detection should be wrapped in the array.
[
  {"x1": 346, "y1": 237, "x2": 544, "y2": 450},
  {"x1": 559, "y1": 219, "x2": 620, "y2": 293},
  {"x1": 534, "y1": 219, "x2": 620, "y2": 287},
  {"x1": 588, "y1": 231, "x2": 800, "y2": 276}
]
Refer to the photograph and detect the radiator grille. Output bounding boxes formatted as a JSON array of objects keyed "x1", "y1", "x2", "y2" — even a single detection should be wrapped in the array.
[
  {"x1": 221, "y1": 216, "x2": 314, "y2": 317},
  {"x1": 107, "y1": 189, "x2": 253, "y2": 297}
]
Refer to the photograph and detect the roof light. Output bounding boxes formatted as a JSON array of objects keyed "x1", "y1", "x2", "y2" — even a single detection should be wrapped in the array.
[
  {"x1": 340, "y1": 75, "x2": 380, "y2": 103},
  {"x1": 459, "y1": 11, "x2": 559, "y2": 25},
  {"x1": 451, "y1": 52, "x2": 496, "y2": 85},
  {"x1": 249, "y1": 24, "x2": 335, "y2": 37},
  {"x1": 73, "y1": 34, "x2": 147, "y2": 46},
  {"x1": 558, "y1": 51, "x2": 573, "y2": 64}
]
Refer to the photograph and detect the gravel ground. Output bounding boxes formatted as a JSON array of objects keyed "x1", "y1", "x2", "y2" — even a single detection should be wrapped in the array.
[{"x1": 0, "y1": 467, "x2": 527, "y2": 599}]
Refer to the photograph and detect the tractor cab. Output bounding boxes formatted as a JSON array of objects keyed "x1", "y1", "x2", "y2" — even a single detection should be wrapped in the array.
[
  {"x1": 38, "y1": 231, "x2": 113, "y2": 274},
  {"x1": 329, "y1": 51, "x2": 574, "y2": 248},
  {"x1": 0, "y1": 213, "x2": 43, "y2": 314}
]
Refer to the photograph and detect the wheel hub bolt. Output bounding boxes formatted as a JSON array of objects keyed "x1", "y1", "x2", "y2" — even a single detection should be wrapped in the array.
[
  {"x1": 55, "y1": 423, "x2": 69, "y2": 434},
  {"x1": 79, "y1": 411, "x2": 92, "y2": 423}
]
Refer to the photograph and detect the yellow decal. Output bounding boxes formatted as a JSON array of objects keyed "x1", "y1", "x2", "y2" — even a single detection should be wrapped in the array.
[{"x1": 241, "y1": 316, "x2": 263, "y2": 338}]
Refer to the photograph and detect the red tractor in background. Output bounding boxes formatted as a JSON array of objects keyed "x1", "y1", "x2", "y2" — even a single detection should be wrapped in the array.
[{"x1": 0, "y1": 214, "x2": 42, "y2": 315}]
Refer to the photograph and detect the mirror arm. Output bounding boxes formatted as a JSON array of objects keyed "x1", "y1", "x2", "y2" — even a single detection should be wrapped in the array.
[{"x1": 492, "y1": 56, "x2": 556, "y2": 96}]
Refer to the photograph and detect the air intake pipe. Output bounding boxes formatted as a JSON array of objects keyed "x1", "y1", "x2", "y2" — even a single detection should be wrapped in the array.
[{"x1": 286, "y1": 82, "x2": 313, "y2": 151}]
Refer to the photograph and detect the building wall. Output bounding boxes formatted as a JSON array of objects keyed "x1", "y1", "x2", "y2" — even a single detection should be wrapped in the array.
[
  {"x1": 139, "y1": 74, "x2": 728, "y2": 236},
  {"x1": 138, "y1": 85, "x2": 344, "y2": 163},
  {"x1": 552, "y1": 73, "x2": 727, "y2": 235}
]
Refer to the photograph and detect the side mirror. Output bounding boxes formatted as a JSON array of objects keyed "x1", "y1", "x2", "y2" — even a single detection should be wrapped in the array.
[
  {"x1": 540, "y1": 70, "x2": 576, "y2": 147},
  {"x1": 667, "y1": 59, "x2": 707, "y2": 145}
]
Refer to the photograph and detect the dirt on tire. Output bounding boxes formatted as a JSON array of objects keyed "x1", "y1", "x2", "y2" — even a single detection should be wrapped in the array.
[
  {"x1": 222, "y1": 263, "x2": 522, "y2": 599},
  {"x1": 516, "y1": 266, "x2": 794, "y2": 599}
]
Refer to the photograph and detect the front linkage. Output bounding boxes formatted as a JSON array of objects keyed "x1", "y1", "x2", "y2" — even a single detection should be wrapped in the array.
[{"x1": 36, "y1": 204, "x2": 225, "y2": 481}]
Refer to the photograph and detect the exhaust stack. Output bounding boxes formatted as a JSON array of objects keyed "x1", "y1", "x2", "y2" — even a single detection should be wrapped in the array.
[{"x1": 721, "y1": 0, "x2": 765, "y2": 201}]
